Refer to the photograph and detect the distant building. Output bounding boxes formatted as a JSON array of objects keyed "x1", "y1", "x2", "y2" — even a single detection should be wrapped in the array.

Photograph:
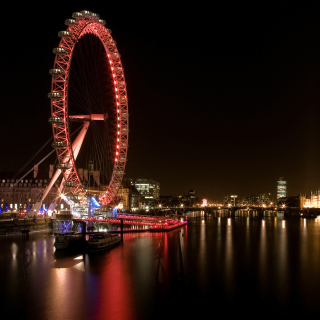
[
  {"x1": 300, "y1": 190, "x2": 320, "y2": 208},
  {"x1": 240, "y1": 195, "x2": 259, "y2": 206},
  {"x1": 186, "y1": 189, "x2": 198, "y2": 205},
  {"x1": 0, "y1": 171, "x2": 58, "y2": 213},
  {"x1": 231, "y1": 193, "x2": 273, "y2": 207},
  {"x1": 277, "y1": 177, "x2": 287, "y2": 199},
  {"x1": 117, "y1": 180, "x2": 141, "y2": 211},
  {"x1": 126, "y1": 178, "x2": 160, "y2": 209}
]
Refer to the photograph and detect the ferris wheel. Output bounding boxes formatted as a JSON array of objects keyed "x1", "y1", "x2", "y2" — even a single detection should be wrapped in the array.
[{"x1": 46, "y1": 10, "x2": 128, "y2": 209}]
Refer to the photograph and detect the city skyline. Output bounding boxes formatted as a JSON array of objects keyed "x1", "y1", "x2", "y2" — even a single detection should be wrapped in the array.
[{"x1": 1, "y1": 3, "x2": 320, "y2": 201}]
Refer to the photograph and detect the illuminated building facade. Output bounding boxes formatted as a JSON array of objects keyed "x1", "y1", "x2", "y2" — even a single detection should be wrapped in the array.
[
  {"x1": 300, "y1": 191, "x2": 320, "y2": 208},
  {"x1": 117, "y1": 180, "x2": 141, "y2": 211},
  {"x1": 0, "y1": 172, "x2": 58, "y2": 213},
  {"x1": 126, "y1": 178, "x2": 160, "y2": 208},
  {"x1": 277, "y1": 177, "x2": 287, "y2": 199}
]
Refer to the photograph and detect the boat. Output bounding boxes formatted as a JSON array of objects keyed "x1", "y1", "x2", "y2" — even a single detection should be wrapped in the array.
[
  {"x1": 53, "y1": 232, "x2": 85, "y2": 250},
  {"x1": 87, "y1": 232, "x2": 121, "y2": 252}
]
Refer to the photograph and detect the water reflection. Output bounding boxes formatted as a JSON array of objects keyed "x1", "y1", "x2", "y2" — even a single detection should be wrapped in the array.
[
  {"x1": 224, "y1": 216, "x2": 234, "y2": 295},
  {"x1": 2, "y1": 216, "x2": 320, "y2": 318}
]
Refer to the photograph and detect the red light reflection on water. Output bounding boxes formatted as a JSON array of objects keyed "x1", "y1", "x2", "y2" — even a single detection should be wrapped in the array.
[{"x1": 91, "y1": 242, "x2": 136, "y2": 320}]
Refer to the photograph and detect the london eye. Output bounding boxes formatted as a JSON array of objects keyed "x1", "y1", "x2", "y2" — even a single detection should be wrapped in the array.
[{"x1": 29, "y1": 10, "x2": 128, "y2": 216}]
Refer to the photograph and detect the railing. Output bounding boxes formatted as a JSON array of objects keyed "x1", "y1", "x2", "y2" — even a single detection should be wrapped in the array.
[{"x1": 73, "y1": 215, "x2": 187, "y2": 229}]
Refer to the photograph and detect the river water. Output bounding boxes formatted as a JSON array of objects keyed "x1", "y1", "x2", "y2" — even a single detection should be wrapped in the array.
[{"x1": 1, "y1": 213, "x2": 320, "y2": 319}]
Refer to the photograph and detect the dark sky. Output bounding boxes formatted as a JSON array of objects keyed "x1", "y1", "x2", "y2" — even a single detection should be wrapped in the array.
[{"x1": 1, "y1": 1, "x2": 320, "y2": 201}]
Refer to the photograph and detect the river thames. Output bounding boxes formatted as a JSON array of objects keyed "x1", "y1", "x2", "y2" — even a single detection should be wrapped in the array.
[{"x1": 1, "y1": 212, "x2": 320, "y2": 319}]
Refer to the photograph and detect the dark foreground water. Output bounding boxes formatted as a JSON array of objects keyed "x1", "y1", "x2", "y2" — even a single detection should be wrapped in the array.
[{"x1": 1, "y1": 214, "x2": 320, "y2": 319}]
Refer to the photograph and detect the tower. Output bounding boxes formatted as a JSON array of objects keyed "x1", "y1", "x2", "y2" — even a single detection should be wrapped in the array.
[{"x1": 277, "y1": 177, "x2": 287, "y2": 199}]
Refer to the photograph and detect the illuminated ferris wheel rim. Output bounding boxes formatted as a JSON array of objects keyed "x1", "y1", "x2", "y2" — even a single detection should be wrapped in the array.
[{"x1": 48, "y1": 10, "x2": 129, "y2": 206}]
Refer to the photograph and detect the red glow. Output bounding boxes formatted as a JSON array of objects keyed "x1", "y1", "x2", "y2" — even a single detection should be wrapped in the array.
[
  {"x1": 95, "y1": 235, "x2": 135, "y2": 319},
  {"x1": 76, "y1": 214, "x2": 187, "y2": 230},
  {"x1": 50, "y1": 13, "x2": 129, "y2": 207}
]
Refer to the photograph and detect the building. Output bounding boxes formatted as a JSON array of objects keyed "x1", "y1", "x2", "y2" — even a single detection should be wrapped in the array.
[
  {"x1": 0, "y1": 171, "x2": 59, "y2": 213},
  {"x1": 300, "y1": 190, "x2": 320, "y2": 208},
  {"x1": 226, "y1": 193, "x2": 273, "y2": 207},
  {"x1": 277, "y1": 177, "x2": 287, "y2": 199},
  {"x1": 117, "y1": 180, "x2": 141, "y2": 212},
  {"x1": 126, "y1": 178, "x2": 160, "y2": 209},
  {"x1": 185, "y1": 189, "x2": 199, "y2": 205}
]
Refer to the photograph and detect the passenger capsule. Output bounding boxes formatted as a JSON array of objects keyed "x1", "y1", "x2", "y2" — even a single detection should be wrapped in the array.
[
  {"x1": 81, "y1": 10, "x2": 93, "y2": 17},
  {"x1": 58, "y1": 31, "x2": 72, "y2": 38},
  {"x1": 49, "y1": 68, "x2": 65, "y2": 75},
  {"x1": 48, "y1": 117, "x2": 63, "y2": 124},
  {"x1": 56, "y1": 163, "x2": 72, "y2": 170},
  {"x1": 51, "y1": 141, "x2": 67, "y2": 148},
  {"x1": 72, "y1": 12, "x2": 84, "y2": 19},
  {"x1": 64, "y1": 181, "x2": 77, "y2": 187},
  {"x1": 48, "y1": 92, "x2": 63, "y2": 99},
  {"x1": 107, "y1": 28, "x2": 112, "y2": 33},
  {"x1": 98, "y1": 19, "x2": 106, "y2": 25},
  {"x1": 65, "y1": 19, "x2": 77, "y2": 26},
  {"x1": 91, "y1": 13, "x2": 100, "y2": 19},
  {"x1": 53, "y1": 47, "x2": 70, "y2": 55}
]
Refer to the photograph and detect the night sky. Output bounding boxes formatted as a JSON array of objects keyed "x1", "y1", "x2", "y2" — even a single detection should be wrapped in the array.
[{"x1": 1, "y1": 2, "x2": 320, "y2": 201}]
